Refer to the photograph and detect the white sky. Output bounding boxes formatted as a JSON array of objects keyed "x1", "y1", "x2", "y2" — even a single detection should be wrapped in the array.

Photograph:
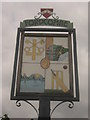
[{"x1": 0, "y1": 1, "x2": 88, "y2": 119}]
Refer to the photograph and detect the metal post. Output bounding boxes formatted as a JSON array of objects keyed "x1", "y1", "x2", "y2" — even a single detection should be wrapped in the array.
[{"x1": 38, "y1": 98, "x2": 51, "y2": 120}]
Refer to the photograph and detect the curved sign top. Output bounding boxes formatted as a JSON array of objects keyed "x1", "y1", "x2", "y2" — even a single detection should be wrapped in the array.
[{"x1": 20, "y1": 8, "x2": 73, "y2": 29}]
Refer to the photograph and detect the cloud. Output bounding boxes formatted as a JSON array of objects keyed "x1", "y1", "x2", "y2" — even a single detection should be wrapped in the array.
[{"x1": 2, "y1": 2, "x2": 88, "y2": 118}]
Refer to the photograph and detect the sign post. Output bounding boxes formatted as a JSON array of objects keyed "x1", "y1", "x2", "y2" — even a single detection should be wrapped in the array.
[
  {"x1": 38, "y1": 98, "x2": 50, "y2": 120},
  {"x1": 10, "y1": 8, "x2": 79, "y2": 119}
]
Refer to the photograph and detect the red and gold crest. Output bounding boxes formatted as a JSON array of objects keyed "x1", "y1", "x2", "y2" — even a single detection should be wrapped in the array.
[{"x1": 41, "y1": 8, "x2": 53, "y2": 18}]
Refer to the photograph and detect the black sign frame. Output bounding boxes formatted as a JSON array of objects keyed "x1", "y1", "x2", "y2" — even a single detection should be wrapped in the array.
[{"x1": 10, "y1": 28, "x2": 79, "y2": 101}]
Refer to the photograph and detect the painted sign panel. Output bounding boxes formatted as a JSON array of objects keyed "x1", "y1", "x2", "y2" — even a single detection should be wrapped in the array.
[{"x1": 16, "y1": 33, "x2": 73, "y2": 96}]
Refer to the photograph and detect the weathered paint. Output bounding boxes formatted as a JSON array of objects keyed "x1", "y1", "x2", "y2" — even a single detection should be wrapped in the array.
[{"x1": 20, "y1": 19, "x2": 73, "y2": 29}]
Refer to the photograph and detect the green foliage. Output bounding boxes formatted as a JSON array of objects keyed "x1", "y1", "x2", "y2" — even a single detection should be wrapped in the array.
[{"x1": 1, "y1": 114, "x2": 10, "y2": 120}]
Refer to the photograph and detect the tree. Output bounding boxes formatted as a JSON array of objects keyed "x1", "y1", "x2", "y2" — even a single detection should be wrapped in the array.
[{"x1": 1, "y1": 114, "x2": 10, "y2": 120}]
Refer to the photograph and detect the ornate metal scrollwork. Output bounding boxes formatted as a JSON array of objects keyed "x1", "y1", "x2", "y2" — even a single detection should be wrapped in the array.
[
  {"x1": 68, "y1": 101, "x2": 74, "y2": 108},
  {"x1": 34, "y1": 12, "x2": 42, "y2": 19},
  {"x1": 34, "y1": 11, "x2": 59, "y2": 20},
  {"x1": 16, "y1": 100, "x2": 74, "y2": 117},
  {"x1": 16, "y1": 100, "x2": 39, "y2": 116},
  {"x1": 50, "y1": 101, "x2": 74, "y2": 116},
  {"x1": 52, "y1": 13, "x2": 59, "y2": 20},
  {"x1": 16, "y1": 100, "x2": 21, "y2": 107}
]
